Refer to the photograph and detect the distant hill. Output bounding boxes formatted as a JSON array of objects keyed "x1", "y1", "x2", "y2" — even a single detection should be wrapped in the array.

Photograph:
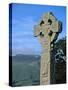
[{"x1": 11, "y1": 54, "x2": 41, "y2": 63}]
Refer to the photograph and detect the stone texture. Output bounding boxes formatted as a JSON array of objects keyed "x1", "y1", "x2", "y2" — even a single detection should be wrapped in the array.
[{"x1": 34, "y1": 12, "x2": 62, "y2": 85}]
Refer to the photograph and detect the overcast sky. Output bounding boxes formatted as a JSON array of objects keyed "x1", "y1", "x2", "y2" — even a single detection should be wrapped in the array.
[{"x1": 10, "y1": 3, "x2": 66, "y2": 55}]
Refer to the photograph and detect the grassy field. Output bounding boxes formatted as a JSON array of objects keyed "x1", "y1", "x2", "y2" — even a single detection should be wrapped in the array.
[{"x1": 12, "y1": 55, "x2": 40, "y2": 86}]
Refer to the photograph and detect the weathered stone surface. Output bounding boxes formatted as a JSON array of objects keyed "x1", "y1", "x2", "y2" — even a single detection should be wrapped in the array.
[{"x1": 34, "y1": 12, "x2": 62, "y2": 85}]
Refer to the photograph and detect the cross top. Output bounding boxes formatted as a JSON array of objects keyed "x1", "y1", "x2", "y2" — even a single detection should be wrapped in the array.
[{"x1": 34, "y1": 12, "x2": 62, "y2": 46}]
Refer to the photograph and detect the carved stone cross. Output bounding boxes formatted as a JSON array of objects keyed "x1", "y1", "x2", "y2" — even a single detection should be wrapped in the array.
[{"x1": 34, "y1": 12, "x2": 62, "y2": 85}]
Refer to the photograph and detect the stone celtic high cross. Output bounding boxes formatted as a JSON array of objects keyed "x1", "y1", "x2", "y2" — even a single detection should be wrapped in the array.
[{"x1": 34, "y1": 12, "x2": 62, "y2": 85}]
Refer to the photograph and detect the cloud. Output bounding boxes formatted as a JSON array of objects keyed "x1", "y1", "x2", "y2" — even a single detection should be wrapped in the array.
[
  {"x1": 12, "y1": 17, "x2": 41, "y2": 55},
  {"x1": 12, "y1": 17, "x2": 36, "y2": 38}
]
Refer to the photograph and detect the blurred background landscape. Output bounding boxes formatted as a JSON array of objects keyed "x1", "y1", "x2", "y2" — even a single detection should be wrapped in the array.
[{"x1": 10, "y1": 37, "x2": 66, "y2": 86}]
